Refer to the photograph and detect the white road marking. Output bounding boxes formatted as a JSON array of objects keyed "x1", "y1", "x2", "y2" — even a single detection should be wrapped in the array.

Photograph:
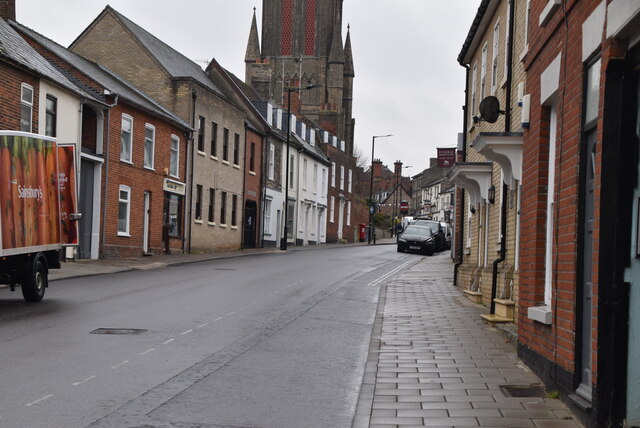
[
  {"x1": 368, "y1": 260, "x2": 413, "y2": 287},
  {"x1": 162, "y1": 339, "x2": 175, "y2": 345},
  {"x1": 110, "y1": 360, "x2": 129, "y2": 369},
  {"x1": 181, "y1": 329, "x2": 193, "y2": 335},
  {"x1": 214, "y1": 317, "x2": 223, "y2": 322},
  {"x1": 238, "y1": 306, "x2": 246, "y2": 311},
  {"x1": 72, "y1": 375, "x2": 96, "y2": 386},
  {"x1": 139, "y1": 348, "x2": 155, "y2": 355},
  {"x1": 25, "y1": 394, "x2": 53, "y2": 406},
  {"x1": 197, "y1": 323, "x2": 209, "y2": 328},
  {"x1": 227, "y1": 311, "x2": 235, "y2": 316}
]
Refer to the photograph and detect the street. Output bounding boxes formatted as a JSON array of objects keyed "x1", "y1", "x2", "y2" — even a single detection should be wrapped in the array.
[{"x1": 0, "y1": 244, "x2": 418, "y2": 428}]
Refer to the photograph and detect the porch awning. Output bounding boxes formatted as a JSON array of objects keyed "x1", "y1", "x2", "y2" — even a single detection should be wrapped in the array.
[
  {"x1": 472, "y1": 132, "x2": 523, "y2": 187},
  {"x1": 449, "y1": 162, "x2": 493, "y2": 206}
]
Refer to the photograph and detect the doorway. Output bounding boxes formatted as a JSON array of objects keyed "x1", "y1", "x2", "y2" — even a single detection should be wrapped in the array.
[
  {"x1": 143, "y1": 192, "x2": 150, "y2": 254},
  {"x1": 244, "y1": 200, "x2": 257, "y2": 248},
  {"x1": 78, "y1": 160, "x2": 94, "y2": 259}
]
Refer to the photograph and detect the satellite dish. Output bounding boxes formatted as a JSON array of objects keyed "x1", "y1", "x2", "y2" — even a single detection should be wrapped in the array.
[{"x1": 479, "y1": 96, "x2": 505, "y2": 123}]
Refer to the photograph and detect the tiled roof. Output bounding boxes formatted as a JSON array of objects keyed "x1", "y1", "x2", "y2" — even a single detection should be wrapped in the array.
[
  {"x1": 11, "y1": 21, "x2": 191, "y2": 131},
  {"x1": 0, "y1": 18, "x2": 98, "y2": 102},
  {"x1": 108, "y1": 6, "x2": 224, "y2": 96}
]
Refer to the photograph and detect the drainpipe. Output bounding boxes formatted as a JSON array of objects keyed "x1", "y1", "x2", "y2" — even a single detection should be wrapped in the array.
[
  {"x1": 241, "y1": 122, "x2": 249, "y2": 249},
  {"x1": 186, "y1": 90, "x2": 197, "y2": 253},
  {"x1": 260, "y1": 133, "x2": 270, "y2": 248},
  {"x1": 454, "y1": 64, "x2": 470, "y2": 286},
  {"x1": 489, "y1": 0, "x2": 515, "y2": 314},
  {"x1": 100, "y1": 94, "x2": 119, "y2": 259}
]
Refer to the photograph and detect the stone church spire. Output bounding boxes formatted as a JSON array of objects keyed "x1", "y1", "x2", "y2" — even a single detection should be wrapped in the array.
[
  {"x1": 328, "y1": 15, "x2": 345, "y2": 64},
  {"x1": 343, "y1": 24, "x2": 354, "y2": 78},
  {"x1": 245, "y1": 7, "x2": 261, "y2": 64}
]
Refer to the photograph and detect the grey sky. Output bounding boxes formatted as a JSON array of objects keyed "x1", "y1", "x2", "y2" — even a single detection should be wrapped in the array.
[{"x1": 17, "y1": 0, "x2": 477, "y2": 173}]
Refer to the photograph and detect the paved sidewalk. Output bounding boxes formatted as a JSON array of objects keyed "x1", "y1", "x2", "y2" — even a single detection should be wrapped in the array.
[{"x1": 354, "y1": 254, "x2": 583, "y2": 428}]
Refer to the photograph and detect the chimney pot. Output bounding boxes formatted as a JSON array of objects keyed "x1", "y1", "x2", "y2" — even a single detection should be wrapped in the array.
[{"x1": 0, "y1": 0, "x2": 16, "y2": 21}]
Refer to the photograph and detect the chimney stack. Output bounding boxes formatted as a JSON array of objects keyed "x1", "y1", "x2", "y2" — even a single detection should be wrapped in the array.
[
  {"x1": 0, "y1": 0, "x2": 15, "y2": 21},
  {"x1": 394, "y1": 160, "x2": 403, "y2": 177},
  {"x1": 372, "y1": 159, "x2": 383, "y2": 180},
  {"x1": 430, "y1": 157, "x2": 438, "y2": 168}
]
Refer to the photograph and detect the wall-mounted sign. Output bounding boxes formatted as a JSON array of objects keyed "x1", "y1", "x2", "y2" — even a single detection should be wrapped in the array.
[
  {"x1": 437, "y1": 148, "x2": 456, "y2": 168},
  {"x1": 163, "y1": 178, "x2": 186, "y2": 195}
]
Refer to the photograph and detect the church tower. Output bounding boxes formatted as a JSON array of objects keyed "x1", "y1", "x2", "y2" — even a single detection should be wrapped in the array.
[{"x1": 244, "y1": 0, "x2": 355, "y2": 155}]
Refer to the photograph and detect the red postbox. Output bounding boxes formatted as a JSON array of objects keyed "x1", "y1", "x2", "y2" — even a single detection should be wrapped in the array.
[{"x1": 359, "y1": 223, "x2": 367, "y2": 242}]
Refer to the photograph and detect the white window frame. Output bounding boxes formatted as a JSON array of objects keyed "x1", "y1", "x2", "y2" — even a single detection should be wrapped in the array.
[
  {"x1": 144, "y1": 123, "x2": 155, "y2": 170},
  {"x1": 331, "y1": 162, "x2": 336, "y2": 187},
  {"x1": 264, "y1": 199, "x2": 272, "y2": 234},
  {"x1": 20, "y1": 83, "x2": 33, "y2": 133},
  {"x1": 120, "y1": 114, "x2": 133, "y2": 163},
  {"x1": 491, "y1": 20, "x2": 500, "y2": 95},
  {"x1": 170, "y1": 134, "x2": 180, "y2": 177},
  {"x1": 118, "y1": 185, "x2": 131, "y2": 236},
  {"x1": 504, "y1": 1, "x2": 511, "y2": 86},
  {"x1": 481, "y1": 42, "x2": 488, "y2": 101},
  {"x1": 471, "y1": 63, "x2": 478, "y2": 124},
  {"x1": 289, "y1": 154, "x2": 295, "y2": 189},
  {"x1": 303, "y1": 158, "x2": 308, "y2": 189},
  {"x1": 268, "y1": 144, "x2": 275, "y2": 180},
  {"x1": 347, "y1": 200, "x2": 351, "y2": 226},
  {"x1": 340, "y1": 165, "x2": 345, "y2": 190},
  {"x1": 348, "y1": 169, "x2": 352, "y2": 193},
  {"x1": 313, "y1": 163, "x2": 318, "y2": 194},
  {"x1": 322, "y1": 168, "x2": 327, "y2": 196},
  {"x1": 330, "y1": 196, "x2": 335, "y2": 223}
]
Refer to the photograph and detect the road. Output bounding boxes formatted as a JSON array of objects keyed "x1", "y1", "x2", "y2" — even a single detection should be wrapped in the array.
[{"x1": 0, "y1": 244, "x2": 424, "y2": 428}]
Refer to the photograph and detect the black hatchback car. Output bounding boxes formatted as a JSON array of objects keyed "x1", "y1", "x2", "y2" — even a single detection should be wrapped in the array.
[
  {"x1": 397, "y1": 225, "x2": 436, "y2": 256},
  {"x1": 413, "y1": 220, "x2": 446, "y2": 251}
]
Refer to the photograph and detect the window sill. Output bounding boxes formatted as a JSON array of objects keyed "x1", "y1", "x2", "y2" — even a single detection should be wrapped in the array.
[
  {"x1": 527, "y1": 305, "x2": 552, "y2": 324},
  {"x1": 249, "y1": 171, "x2": 256, "y2": 176},
  {"x1": 197, "y1": 150, "x2": 206, "y2": 157},
  {"x1": 211, "y1": 155, "x2": 218, "y2": 161},
  {"x1": 219, "y1": 223, "x2": 227, "y2": 228},
  {"x1": 144, "y1": 166, "x2": 155, "y2": 171},
  {"x1": 208, "y1": 221, "x2": 216, "y2": 226},
  {"x1": 222, "y1": 160, "x2": 230, "y2": 166},
  {"x1": 500, "y1": 75, "x2": 508, "y2": 89},
  {"x1": 519, "y1": 47, "x2": 529, "y2": 63},
  {"x1": 120, "y1": 159, "x2": 133, "y2": 165},
  {"x1": 194, "y1": 219, "x2": 203, "y2": 224},
  {"x1": 233, "y1": 164, "x2": 240, "y2": 169},
  {"x1": 231, "y1": 225, "x2": 238, "y2": 230},
  {"x1": 169, "y1": 173, "x2": 180, "y2": 179},
  {"x1": 117, "y1": 232, "x2": 131, "y2": 238}
]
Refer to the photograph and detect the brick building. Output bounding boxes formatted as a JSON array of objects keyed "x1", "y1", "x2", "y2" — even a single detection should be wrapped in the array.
[
  {"x1": 70, "y1": 6, "x2": 248, "y2": 252},
  {"x1": 515, "y1": 1, "x2": 640, "y2": 426},
  {"x1": 11, "y1": 20, "x2": 191, "y2": 258},
  {"x1": 453, "y1": 0, "x2": 526, "y2": 327}
]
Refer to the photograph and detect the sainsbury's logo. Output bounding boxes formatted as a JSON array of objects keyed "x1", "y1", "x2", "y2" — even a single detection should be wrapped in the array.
[{"x1": 18, "y1": 185, "x2": 43, "y2": 200}]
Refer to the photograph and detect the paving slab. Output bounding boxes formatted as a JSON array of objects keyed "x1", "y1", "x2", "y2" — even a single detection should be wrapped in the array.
[{"x1": 352, "y1": 253, "x2": 584, "y2": 427}]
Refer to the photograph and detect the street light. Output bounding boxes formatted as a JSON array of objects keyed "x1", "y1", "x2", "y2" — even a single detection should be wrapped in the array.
[
  {"x1": 281, "y1": 84, "x2": 319, "y2": 251},
  {"x1": 368, "y1": 134, "x2": 392, "y2": 244}
]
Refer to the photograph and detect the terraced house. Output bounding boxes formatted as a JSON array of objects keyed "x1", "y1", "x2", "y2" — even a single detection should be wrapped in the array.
[
  {"x1": 70, "y1": 6, "x2": 247, "y2": 252},
  {"x1": 452, "y1": 0, "x2": 526, "y2": 328}
]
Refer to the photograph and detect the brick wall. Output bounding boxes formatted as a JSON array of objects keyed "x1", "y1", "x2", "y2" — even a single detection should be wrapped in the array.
[{"x1": 0, "y1": 62, "x2": 39, "y2": 131}]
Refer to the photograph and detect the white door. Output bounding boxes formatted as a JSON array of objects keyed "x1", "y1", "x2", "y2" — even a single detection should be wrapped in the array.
[{"x1": 143, "y1": 192, "x2": 150, "y2": 254}]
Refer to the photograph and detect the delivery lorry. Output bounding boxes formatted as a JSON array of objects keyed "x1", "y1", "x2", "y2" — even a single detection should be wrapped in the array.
[{"x1": 0, "y1": 131, "x2": 80, "y2": 302}]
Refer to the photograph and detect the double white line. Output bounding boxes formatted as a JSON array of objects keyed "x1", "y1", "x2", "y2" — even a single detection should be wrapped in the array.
[{"x1": 368, "y1": 260, "x2": 414, "y2": 287}]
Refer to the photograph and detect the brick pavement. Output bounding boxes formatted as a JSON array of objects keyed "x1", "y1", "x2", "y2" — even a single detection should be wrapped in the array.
[{"x1": 354, "y1": 254, "x2": 583, "y2": 428}]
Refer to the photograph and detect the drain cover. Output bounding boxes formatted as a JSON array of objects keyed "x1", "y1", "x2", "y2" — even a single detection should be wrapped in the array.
[
  {"x1": 383, "y1": 340, "x2": 412, "y2": 346},
  {"x1": 500, "y1": 384, "x2": 546, "y2": 397},
  {"x1": 90, "y1": 328, "x2": 147, "y2": 335}
]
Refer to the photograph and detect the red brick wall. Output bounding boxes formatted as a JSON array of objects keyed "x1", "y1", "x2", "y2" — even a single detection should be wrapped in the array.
[
  {"x1": 244, "y1": 128, "x2": 263, "y2": 246},
  {"x1": 0, "y1": 62, "x2": 39, "y2": 131},
  {"x1": 101, "y1": 102, "x2": 188, "y2": 257},
  {"x1": 518, "y1": 0, "x2": 603, "y2": 382}
]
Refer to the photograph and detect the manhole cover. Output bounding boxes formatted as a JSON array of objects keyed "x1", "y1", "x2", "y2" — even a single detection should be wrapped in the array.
[
  {"x1": 90, "y1": 328, "x2": 147, "y2": 335},
  {"x1": 500, "y1": 384, "x2": 546, "y2": 397}
]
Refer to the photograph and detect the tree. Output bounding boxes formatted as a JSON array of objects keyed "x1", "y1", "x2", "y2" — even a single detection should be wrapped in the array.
[{"x1": 353, "y1": 144, "x2": 369, "y2": 169}]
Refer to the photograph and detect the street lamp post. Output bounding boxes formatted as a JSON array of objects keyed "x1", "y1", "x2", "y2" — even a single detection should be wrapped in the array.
[
  {"x1": 368, "y1": 134, "x2": 392, "y2": 244},
  {"x1": 281, "y1": 84, "x2": 318, "y2": 251}
]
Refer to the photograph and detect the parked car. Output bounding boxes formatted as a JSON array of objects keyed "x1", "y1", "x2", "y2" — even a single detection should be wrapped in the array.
[
  {"x1": 397, "y1": 225, "x2": 436, "y2": 256},
  {"x1": 413, "y1": 220, "x2": 445, "y2": 251},
  {"x1": 440, "y1": 222, "x2": 452, "y2": 250}
]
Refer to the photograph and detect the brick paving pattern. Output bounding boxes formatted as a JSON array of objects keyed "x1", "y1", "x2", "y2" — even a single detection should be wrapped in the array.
[{"x1": 354, "y1": 254, "x2": 583, "y2": 428}]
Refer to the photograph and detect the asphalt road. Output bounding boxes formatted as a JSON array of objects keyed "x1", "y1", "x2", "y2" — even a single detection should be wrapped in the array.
[{"x1": 0, "y1": 244, "x2": 423, "y2": 428}]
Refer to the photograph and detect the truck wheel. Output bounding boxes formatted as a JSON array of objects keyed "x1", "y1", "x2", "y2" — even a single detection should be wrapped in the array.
[{"x1": 21, "y1": 259, "x2": 47, "y2": 302}]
